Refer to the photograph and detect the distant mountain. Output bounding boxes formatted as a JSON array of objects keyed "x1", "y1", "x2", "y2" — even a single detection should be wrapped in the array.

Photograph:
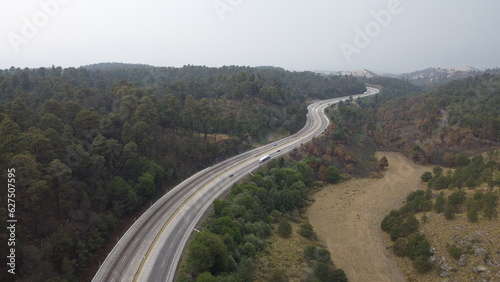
[
  {"x1": 82, "y1": 62, "x2": 154, "y2": 70},
  {"x1": 386, "y1": 67, "x2": 482, "y2": 87},
  {"x1": 316, "y1": 69, "x2": 379, "y2": 78}
]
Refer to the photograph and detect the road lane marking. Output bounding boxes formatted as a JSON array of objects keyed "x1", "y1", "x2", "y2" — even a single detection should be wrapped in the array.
[
  {"x1": 132, "y1": 123, "x2": 309, "y2": 281},
  {"x1": 121, "y1": 255, "x2": 127, "y2": 263},
  {"x1": 135, "y1": 114, "x2": 317, "y2": 280},
  {"x1": 131, "y1": 89, "x2": 378, "y2": 282},
  {"x1": 162, "y1": 259, "x2": 166, "y2": 268},
  {"x1": 97, "y1": 90, "x2": 377, "y2": 282}
]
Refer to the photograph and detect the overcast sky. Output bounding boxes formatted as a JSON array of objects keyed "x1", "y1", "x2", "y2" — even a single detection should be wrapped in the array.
[{"x1": 1, "y1": 0, "x2": 499, "y2": 73}]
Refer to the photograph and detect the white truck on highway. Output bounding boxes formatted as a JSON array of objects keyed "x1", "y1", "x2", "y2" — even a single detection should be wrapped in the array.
[{"x1": 259, "y1": 155, "x2": 270, "y2": 163}]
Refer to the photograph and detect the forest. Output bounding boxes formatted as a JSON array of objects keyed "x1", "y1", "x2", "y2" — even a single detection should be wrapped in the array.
[
  {"x1": 0, "y1": 64, "x2": 365, "y2": 281},
  {"x1": 177, "y1": 71, "x2": 500, "y2": 280},
  {"x1": 373, "y1": 72, "x2": 500, "y2": 279},
  {"x1": 179, "y1": 156, "x2": 348, "y2": 281},
  {"x1": 338, "y1": 72, "x2": 500, "y2": 166},
  {"x1": 1, "y1": 63, "x2": 499, "y2": 281}
]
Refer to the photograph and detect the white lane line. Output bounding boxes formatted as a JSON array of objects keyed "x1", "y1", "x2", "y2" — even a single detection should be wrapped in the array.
[
  {"x1": 111, "y1": 277, "x2": 115, "y2": 282},
  {"x1": 161, "y1": 259, "x2": 166, "y2": 268},
  {"x1": 121, "y1": 255, "x2": 127, "y2": 263},
  {"x1": 128, "y1": 91, "x2": 377, "y2": 281}
]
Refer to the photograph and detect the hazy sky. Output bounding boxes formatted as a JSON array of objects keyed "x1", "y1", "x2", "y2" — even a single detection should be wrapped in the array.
[{"x1": 1, "y1": 0, "x2": 499, "y2": 73}]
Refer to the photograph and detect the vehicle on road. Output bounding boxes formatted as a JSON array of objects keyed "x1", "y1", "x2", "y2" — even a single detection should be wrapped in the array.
[
  {"x1": 259, "y1": 155, "x2": 271, "y2": 163},
  {"x1": 92, "y1": 88, "x2": 380, "y2": 282}
]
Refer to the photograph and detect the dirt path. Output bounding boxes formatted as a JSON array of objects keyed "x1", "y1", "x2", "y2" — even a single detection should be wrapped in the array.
[{"x1": 306, "y1": 152, "x2": 430, "y2": 282}]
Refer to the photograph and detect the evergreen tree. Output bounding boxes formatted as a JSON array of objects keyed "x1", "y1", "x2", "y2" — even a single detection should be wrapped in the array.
[{"x1": 277, "y1": 219, "x2": 292, "y2": 238}]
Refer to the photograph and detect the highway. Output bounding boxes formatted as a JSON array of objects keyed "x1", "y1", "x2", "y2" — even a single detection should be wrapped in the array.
[{"x1": 92, "y1": 87, "x2": 379, "y2": 282}]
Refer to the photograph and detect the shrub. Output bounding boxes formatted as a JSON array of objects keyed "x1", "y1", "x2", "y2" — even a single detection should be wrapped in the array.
[
  {"x1": 431, "y1": 175, "x2": 448, "y2": 189},
  {"x1": 412, "y1": 255, "x2": 433, "y2": 273},
  {"x1": 316, "y1": 248, "x2": 331, "y2": 263},
  {"x1": 433, "y1": 166, "x2": 443, "y2": 176},
  {"x1": 454, "y1": 153, "x2": 470, "y2": 167},
  {"x1": 236, "y1": 258, "x2": 254, "y2": 282},
  {"x1": 242, "y1": 242, "x2": 256, "y2": 257},
  {"x1": 393, "y1": 238, "x2": 407, "y2": 257},
  {"x1": 405, "y1": 233, "x2": 431, "y2": 260},
  {"x1": 447, "y1": 244, "x2": 463, "y2": 260},
  {"x1": 277, "y1": 219, "x2": 292, "y2": 238},
  {"x1": 196, "y1": 272, "x2": 218, "y2": 282},
  {"x1": 330, "y1": 268, "x2": 348, "y2": 282},
  {"x1": 448, "y1": 190, "x2": 466, "y2": 211},
  {"x1": 327, "y1": 166, "x2": 341, "y2": 183},
  {"x1": 402, "y1": 190, "x2": 432, "y2": 213},
  {"x1": 381, "y1": 210, "x2": 402, "y2": 232},
  {"x1": 313, "y1": 262, "x2": 348, "y2": 282},
  {"x1": 298, "y1": 221, "x2": 317, "y2": 240},
  {"x1": 313, "y1": 262, "x2": 331, "y2": 281},
  {"x1": 378, "y1": 156, "x2": 389, "y2": 170},
  {"x1": 389, "y1": 224, "x2": 403, "y2": 241},
  {"x1": 304, "y1": 245, "x2": 317, "y2": 260},
  {"x1": 466, "y1": 198, "x2": 481, "y2": 222},
  {"x1": 402, "y1": 214, "x2": 419, "y2": 235},
  {"x1": 483, "y1": 191, "x2": 499, "y2": 220},
  {"x1": 444, "y1": 203, "x2": 455, "y2": 219},
  {"x1": 421, "y1": 214, "x2": 428, "y2": 223},
  {"x1": 269, "y1": 269, "x2": 288, "y2": 282},
  {"x1": 434, "y1": 193, "x2": 446, "y2": 213}
]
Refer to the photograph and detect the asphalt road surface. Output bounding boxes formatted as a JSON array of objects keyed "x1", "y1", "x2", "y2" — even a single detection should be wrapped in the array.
[{"x1": 92, "y1": 87, "x2": 379, "y2": 282}]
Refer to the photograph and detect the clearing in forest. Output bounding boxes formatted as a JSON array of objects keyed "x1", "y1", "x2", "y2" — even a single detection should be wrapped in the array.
[{"x1": 306, "y1": 152, "x2": 429, "y2": 282}]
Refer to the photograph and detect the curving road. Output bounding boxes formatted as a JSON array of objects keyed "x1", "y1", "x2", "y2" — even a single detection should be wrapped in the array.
[{"x1": 92, "y1": 87, "x2": 379, "y2": 282}]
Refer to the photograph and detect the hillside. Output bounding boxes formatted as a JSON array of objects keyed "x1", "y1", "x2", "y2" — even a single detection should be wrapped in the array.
[
  {"x1": 388, "y1": 67, "x2": 482, "y2": 87},
  {"x1": 317, "y1": 69, "x2": 379, "y2": 78},
  {"x1": 343, "y1": 72, "x2": 500, "y2": 166},
  {"x1": 0, "y1": 65, "x2": 365, "y2": 281}
]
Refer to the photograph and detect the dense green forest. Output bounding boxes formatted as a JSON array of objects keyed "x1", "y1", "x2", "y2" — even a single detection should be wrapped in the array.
[
  {"x1": 0, "y1": 64, "x2": 365, "y2": 281},
  {"x1": 179, "y1": 156, "x2": 348, "y2": 281},
  {"x1": 2, "y1": 63, "x2": 498, "y2": 281}
]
